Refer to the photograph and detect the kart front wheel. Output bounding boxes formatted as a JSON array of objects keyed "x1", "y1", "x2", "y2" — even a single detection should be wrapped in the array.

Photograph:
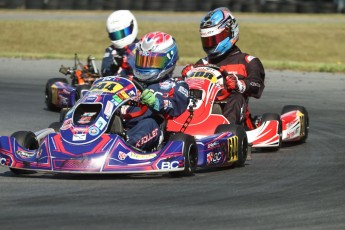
[
  {"x1": 281, "y1": 105, "x2": 309, "y2": 143},
  {"x1": 169, "y1": 133, "x2": 198, "y2": 177},
  {"x1": 10, "y1": 131, "x2": 39, "y2": 175},
  {"x1": 49, "y1": 122, "x2": 62, "y2": 132},
  {"x1": 45, "y1": 78, "x2": 68, "y2": 111},
  {"x1": 215, "y1": 124, "x2": 248, "y2": 167}
]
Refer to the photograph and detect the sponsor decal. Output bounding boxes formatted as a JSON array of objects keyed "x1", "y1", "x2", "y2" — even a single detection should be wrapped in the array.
[
  {"x1": 178, "y1": 86, "x2": 189, "y2": 98},
  {"x1": 245, "y1": 55, "x2": 256, "y2": 63},
  {"x1": 117, "y1": 91, "x2": 130, "y2": 100},
  {"x1": 207, "y1": 152, "x2": 222, "y2": 165},
  {"x1": 250, "y1": 82, "x2": 261, "y2": 88},
  {"x1": 135, "y1": 128, "x2": 159, "y2": 148},
  {"x1": 78, "y1": 112, "x2": 97, "y2": 125},
  {"x1": 118, "y1": 151, "x2": 128, "y2": 160},
  {"x1": 207, "y1": 141, "x2": 219, "y2": 149},
  {"x1": 16, "y1": 150, "x2": 35, "y2": 159},
  {"x1": 104, "y1": 101, "x2": 114, "y2": 118},
  {"x1": 61, "y1": 118, "x2": 73, "y2": 130},
  {"x1": 89, "y1": 126, "x2": 100, "y2": 136},
  {"x1": 112, "y1": 94, "x2": 123, "y2": 103},
  {"x1": 127, "y1": 152, "x2": 157, "y2": 160},
  {"x1": 163, "y1": 100, "x2": 172, "y2": 109},
  {"x1": 160, "y1": 160, "x2": 181, "y2": 170},
  {"x1": 72, "y1": 133, "x2": 86, "y2": 141},
  {"x1": 84, "y1": 95, "x2": 98, "y2": 102},
  {"x1": 73, "y1": 127, "x2": 89, "y2": 133},
  {"x1": 95, "y1": 117, "x2": 107, "y2": 130},
  {"x1": 127, "y1": 90, "x2": 136, "y2": 97},
  {"x1": 159, "y1": 81, "x2": 174, "y2": 90}
]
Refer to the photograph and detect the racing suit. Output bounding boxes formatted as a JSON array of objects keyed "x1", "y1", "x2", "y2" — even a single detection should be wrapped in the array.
[
  {"x1": 195, "y1": 45, "x2": 265, "y2": 126},
  {"x1": 125, "y1": 77, "x2": 189, "y2": 151},
  {"x1": 101, "y1": 40, "x2": 138, "y2": 77}
]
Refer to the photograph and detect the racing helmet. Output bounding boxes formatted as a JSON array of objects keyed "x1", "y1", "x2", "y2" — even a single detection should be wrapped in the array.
[
  {"x1": 134, "y1": 32, "x2": 179, "y2": 83},
  {"x1": 200, "y1": 7, "x2": 239, "y2": 58},
  {"x1": 106, "y1": 10, "x2": 138, "y2": 49}
]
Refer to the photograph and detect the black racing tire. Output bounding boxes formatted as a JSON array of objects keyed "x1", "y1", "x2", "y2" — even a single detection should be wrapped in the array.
[
  {"x1": 10, "y1": 131, "x2": 39, "y2": 175},
  {"x1": 49, "y1": 122, "x2": 62, "y2": 133},
  {"x1": 59, "y1": 107, "x2": 71, "y2": 122},
  {"x1": 261, "y1": 113, "x2": 282, "y2": 152},
  {"x1": 45, "y1": 78, "x2": 68, "y2": 111},
  {"x1": 75, "y1": 84, "x2": 91, "y2": 101},
  {"x1": 281, "y1": 105, "x2": 309, "y2": 143},
  {"x1": 169, "y1": 133, "x2": 198, "y2": 177},
  {"x1": 215, "y1": 124, "x2": 248, "y2": 167}
]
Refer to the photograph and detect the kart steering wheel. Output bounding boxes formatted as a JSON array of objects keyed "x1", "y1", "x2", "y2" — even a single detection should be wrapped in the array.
[{"x1": 122, "y1": 77, "x2": 148, "y2": 119}]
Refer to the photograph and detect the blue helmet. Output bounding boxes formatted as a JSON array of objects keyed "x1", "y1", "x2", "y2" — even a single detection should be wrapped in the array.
[
  {"x1": 200, "y1": 7, "x2": 239, "y2": 58},
  {"x1": 134, "y1": 32, "x2": 179, "y2": 83}
]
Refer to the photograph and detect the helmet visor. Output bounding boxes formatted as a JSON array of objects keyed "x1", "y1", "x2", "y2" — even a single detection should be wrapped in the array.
[
  {"x1": 109, "y1": 22, "x2": 134, "y2": 41},
  {"x1": 135, "y1": 51, "x2": 169, "y2": 69},
  {"x1": 201, "y1": 28, "x2": 229, "y2": 49}
]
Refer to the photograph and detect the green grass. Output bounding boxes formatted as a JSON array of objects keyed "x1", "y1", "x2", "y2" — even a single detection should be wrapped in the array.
[{"x1": 0, "y1": 11, "x2": 344, "y2": 73}]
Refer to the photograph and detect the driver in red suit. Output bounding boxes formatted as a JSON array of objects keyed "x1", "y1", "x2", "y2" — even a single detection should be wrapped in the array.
[
  {"x1": 182, "y1": 7, "x2": 265, "y2": 128},
  {"x1": 124, "y1": 32, "x2": 189, "y2": 151}
]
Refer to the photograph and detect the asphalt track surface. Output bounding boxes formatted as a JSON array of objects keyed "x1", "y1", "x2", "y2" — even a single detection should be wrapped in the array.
[{"x1": 0, "y1": 58, "x2": 344, "y2": 230}]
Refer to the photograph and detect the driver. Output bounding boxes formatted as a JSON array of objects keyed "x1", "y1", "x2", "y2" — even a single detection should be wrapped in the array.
[
  {"x1": 101, "y1": 10, "x2": 139, "y2": 77},
  {"x1": 124, "y1": 32, "x2": 189, "y2": 151},
  {"x1": 182, "y1": 7, "x2": 265, "y2": 128}
]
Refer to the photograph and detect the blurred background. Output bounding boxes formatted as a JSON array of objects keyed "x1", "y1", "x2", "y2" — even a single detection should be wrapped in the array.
[{"x1": 1, "y1": 0, "x2": 344, "y2": 13}]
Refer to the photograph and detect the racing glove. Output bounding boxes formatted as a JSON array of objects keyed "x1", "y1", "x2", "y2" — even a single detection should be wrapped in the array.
[
  {"x1": 225, "y1": 75, "x2": 246, "y2": 94},
  {"x1": 140, "y1": 89, "x2": 157, "y2": 108}
]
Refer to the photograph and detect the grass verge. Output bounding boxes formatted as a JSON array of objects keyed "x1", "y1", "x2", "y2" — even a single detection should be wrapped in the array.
[{"x1": 0, "y1": 11, "x2": 344, "y2": 73}]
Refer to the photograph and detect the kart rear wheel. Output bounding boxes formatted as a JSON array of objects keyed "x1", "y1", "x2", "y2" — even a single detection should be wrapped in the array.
[
  {"x1": 261, "y1": 113, "x2": 282, "y2": 152},
  {"x1": 49, "y1": 122, "x2": 62, "y2": 132},
  {"x1": 45, "y1": 78, "x2": 68, "y2": 111},
  {"x1": 169, "y1": 133, "x2": 198, "y2": 177},
  {"x1": 215, "y1": 124, "x2": 248, "y2": 167},
  {"x1": 281, "y1": 105, "x2": 309, "y2": 143},
  {"x1": 10, "y1": 131, "x2": 39, "y2": 175}
]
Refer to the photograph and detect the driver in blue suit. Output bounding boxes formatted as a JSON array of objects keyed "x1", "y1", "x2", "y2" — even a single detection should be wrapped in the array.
[{"x1": 124, "y1": 32, "x2": 189, "y2": 151}]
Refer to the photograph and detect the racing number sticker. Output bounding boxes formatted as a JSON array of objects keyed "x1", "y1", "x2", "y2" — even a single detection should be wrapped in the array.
[
  {"x1": 91, "y1": 81, "x2": 123, "y2": 93},
  {"x1": 227, "y1": 136, "x2": 238, "y2": 163}
]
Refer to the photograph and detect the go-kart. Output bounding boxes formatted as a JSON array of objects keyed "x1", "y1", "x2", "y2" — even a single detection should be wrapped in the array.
[
  {"x1": 167, "y1": 65, "x2": 309, "y2": 155},
  {"x1": 0, "y1": 71, "x2": 251, "y2": 176},
  {"x1": 1, "y1": 75, "x2": 198, "y2": 176},
  {"x1": 45, "y1": 54, "x2": 101, "y2": 111}
]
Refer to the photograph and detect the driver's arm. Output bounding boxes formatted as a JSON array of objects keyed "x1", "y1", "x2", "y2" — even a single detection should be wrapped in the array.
[{"x1": 150, "y1": 80, "x2": 189, "y2": 118}]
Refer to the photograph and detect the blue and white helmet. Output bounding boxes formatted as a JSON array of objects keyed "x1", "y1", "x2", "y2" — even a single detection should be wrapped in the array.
[
  {"x1": 134, "y1": 32, "x2": 178, "y2": 83},
  {"x1": 200, "y1": 7, "x2": 239, "y2": 58}
]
